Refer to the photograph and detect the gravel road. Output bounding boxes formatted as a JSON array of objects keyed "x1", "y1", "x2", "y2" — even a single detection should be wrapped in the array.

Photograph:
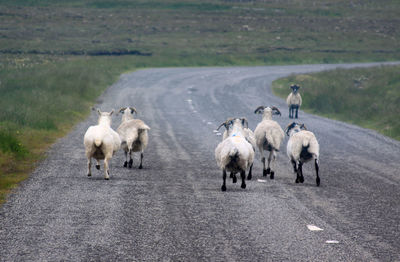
[{"x1": 1, "y1": 63, "x2": 399, "y2": 261}]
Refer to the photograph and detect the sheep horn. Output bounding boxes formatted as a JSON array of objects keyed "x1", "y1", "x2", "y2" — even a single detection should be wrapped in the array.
[
  {"x1": 254, "y1": 106, "x2": 265, "y2": 114},
  {"x1": 285, "y1": 122, "x2": 296, "y2": 136},
  {"x1": 271, "y1": 106, "x2": 281, "y2": 116},
  {"x1": 216, "y1": 122, "x2": 226, "y2": 131},
  {"x1": 109, "y1": 109, "x2": 114, "y2": 116},
  {"x1": 129, "y1": 107, "x2": 137, "y2": 115}
]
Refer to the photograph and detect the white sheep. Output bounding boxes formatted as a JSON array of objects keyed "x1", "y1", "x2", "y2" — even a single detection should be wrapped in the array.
[
  {"x1": 117, "y1": 107, "x2": 150, "y2": 169},
  {"x1": 217, "y1": 117, "x2": 256, "y2": 180},
  {"x1": 285, "y1": 122, "x2": 320, "y2": 186},
  {"x1": 286, "y1": 84, "x2": 302, "y2": 119},
  {"x1": 254, "y1": 106, "x2": 285, "y2": 179},
  {"x1": 215, "y1": 118, "x2": 254, "y2": 191},
  {"x1": 83, "y1": 108, "x2": 121, "y2": 180}
]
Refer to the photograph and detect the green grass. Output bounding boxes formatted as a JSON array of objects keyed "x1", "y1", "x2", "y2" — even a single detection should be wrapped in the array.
[
  {"x1": 0, "y1": 0, "x2": 399, "y2": 203},
  {"x1": 272, "y1": 65, "x2": 400, "y2": 140}
]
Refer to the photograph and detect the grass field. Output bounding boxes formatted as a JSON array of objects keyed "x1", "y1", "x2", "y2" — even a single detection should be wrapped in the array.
[
  {"x1": 0, "y1": 0, "x2": 399, "y2": 203},
  {"x1": 272, "y1": 65, "x2": 400, "y2": 140}
]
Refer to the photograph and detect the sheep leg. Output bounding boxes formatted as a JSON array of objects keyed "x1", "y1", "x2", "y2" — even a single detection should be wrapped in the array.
[
  {"x1": 221, "y1": 169, "x2": 227, "y2": 191},
  {"x1": 139, "y1": 152, "x2": 143, "y2": 169},
  {"x1": 315, "y1": 159, "x2": 320, "y2": 186},
  {"x1": 291, "y1": 159, "x2": 297, "y2": 173},
  {"x1": 87, "y1": 157, "x2": 92, "y2": 177},
  {"x1": 240, "y1": 170, "x2": 246, "y2": 189},
  {"x1": 267, "y1": 151, "x2": 275, "y2": 179},
  {"x1": 123, "y1": 150, "x2": 128, "y2": 167},
  {"x1": 232, "y1": 174, "x2": 237, "y2": 183},
  {"x1": 230, "y1": 172, "x2": 234, "y2": 178},
  {"x1": 128, "y1": 149, "x2": 133, "y2": 168},
  {"x1": 247, "y1": 163, "x2": 253, "y2": 180},
  {"x1": 95, "y1": 159, "x2": 101, "y2": 170},
  {"x1": 295, "y1": 161, "x2": 300, "y2": 183},
  {"x1": 295, "y1": 106, "x2": 299, "y2": 119},
  {"x1": 262, "y1": 156, "x2": 269, "y2": 176},
  {"x1": 104, "y1": 156, "x2": 110, "y2": 180},
  {"x1": 289, "y1": 107, "x2": 293, "y2": 118},
  {"x1": 296, "y1": 161, "x2": 304, "y2": 183}
]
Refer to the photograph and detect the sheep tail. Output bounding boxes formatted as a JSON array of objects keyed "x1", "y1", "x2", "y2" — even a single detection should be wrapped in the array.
[
  {"x1": 265, "y1": 132, "x2": 279, "y2": 152},
  {"x1": 94, "y1": 139, "x2": 102, "y2": 147},
  {"x1": 302, "y1": 139, "x2": 310, "y2": 148},
  {"x1": 229, "y1": 148, "x2": 239, "y2": 158}
]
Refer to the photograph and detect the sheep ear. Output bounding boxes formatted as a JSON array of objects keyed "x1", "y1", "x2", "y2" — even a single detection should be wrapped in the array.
[
  {"x1": 91, "y1": 107, "x2": 100, "y2": 114},
  {"x1": 300, "y1": 124, "x2": 307, "y2": 130},
  {"x1": 109, "y1": 110, "x2": 114, "y2": 116},
  {"x1": 241, "y1": 118, "x2": 248, "y2": 128}
]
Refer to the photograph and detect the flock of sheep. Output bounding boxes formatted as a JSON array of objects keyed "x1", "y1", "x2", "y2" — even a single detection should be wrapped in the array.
[
  {"x1": 83, "y1": 85, "x2": 320, "y2": 191},
  {"x1": 83, "y1": 107, "x2": 150, "y2": 180},
  {"x1": 215, "y1": 84, "x2": 320, "y2": 191}
]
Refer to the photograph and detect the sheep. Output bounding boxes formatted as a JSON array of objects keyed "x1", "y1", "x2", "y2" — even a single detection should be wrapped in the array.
[
  {"x1": 83, "y1": 108, "x2": 121, "y2": 180},
  {"x1": 286, "y1": 84, "x2": 302, "y2": 119},
  {"x1": 215, "y1": 118, "x2": 255, "y2": 191},
  {"x1": 285, "y1": 122, "x2": 320, "y2": 186},
  {"x1": 117, "y1": 107, "x2": 150, "y2": 169},
  {"x1": 254, "y1": 106, "x2": 285, "y2": 179},
  {"x1": 217, "y1": 117, "x2": 256, "y2": 180}
]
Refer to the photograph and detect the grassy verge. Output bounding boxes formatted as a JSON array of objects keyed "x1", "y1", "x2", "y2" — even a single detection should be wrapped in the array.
[
  {"x1": 272, "y1": 65, "x2": 400, "y2": 140},
  {"x1": 0, "y1": 56, "x2": 144, "y2": 204},
  {"x1": 1, "y1": 0, "x2": 399, "y2": 203}
]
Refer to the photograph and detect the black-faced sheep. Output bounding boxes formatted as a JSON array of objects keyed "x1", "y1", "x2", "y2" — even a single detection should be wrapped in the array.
[
  {"x1": 254, "y1": 106, "x2": 285, "y2": 179},
  {"x1": 286, "y1": 84, "x2": 302, "y2": 119},
  {"x1": 215, "y1": 118, "x2": 255, "y2": 191},
  {"x1": 117, "y1": 107, "x2": 150, "y2": 169},
  {"x1": 285, "y1": 122, "x2": 320, "y2": 186}
]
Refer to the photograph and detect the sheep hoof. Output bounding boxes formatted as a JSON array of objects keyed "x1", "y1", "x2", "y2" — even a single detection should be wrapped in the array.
[
  {"x1": 128, "y1": 159, "x2": 133, "y2": 168},
  {"x1": 221, "y1": 185, "x2": 226, "y2": 191},
  {"x1": 295, "y1": 178, "x2": 299, "y2": 183},
  {"x1": 105, "y1": 177, "x2": 110, "y2": 180},
  {"x1": 87, "y1": 173, "x2": 91, "y2": 177},
  {"x1": 241, "y1": 183, "x2": 246, "y2": 189},
  {"x1": 316, "y1": 177, "x2": 320, "y2": 186},
  {"x1": 299, "y1": 176, "x2": 304, "y2": 183},
  {"x1": 247, "y1": 174, "x2": 252, "y2": 180},
  {"x1": 138, "y1": 164, "x2": 143, "y2": 169},
  {"x1": 270, "y1": 171, "x2": 274, "y2": 179},
  {"x1": 232, "y1": 176, "x2": 237, "y2": 183},
  {"x1": 123, "y1": 161, "x2": 128, "y2": 167},
  {"x1": 95, "y1": 165, "x2": 100, "y2": 170}
]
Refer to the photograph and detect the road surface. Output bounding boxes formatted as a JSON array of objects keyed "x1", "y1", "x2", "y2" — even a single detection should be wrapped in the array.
[{"x1": 1, "y1": 63, "x2": 399, "y2": 261}]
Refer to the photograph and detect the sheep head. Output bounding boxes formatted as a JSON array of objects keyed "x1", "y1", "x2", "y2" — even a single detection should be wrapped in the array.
[
  {"x1": 217, "y1": 117, "x2": 234, "y2": 131},
  {"x1": 92, "y1": 108, "x2": 114, "y2": 126},
  {"x1": 119, "y1": 107, "x2": 137, "y2": 115},
  {"x1": 290, "y1": 84, "x2": 300, "y2": 93},
  {"x1": 285, "y1": 122, "x2": 307, "y2": 136},
  {"x1": 255, "y1": 106, "x2": 281, "y2": 120},
  {"x1": 119, "y1": 106, "x2": 138, "y2": 122},
  {"x1": 217, "y1": 117, "x2": 248, "y2": 131}
]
